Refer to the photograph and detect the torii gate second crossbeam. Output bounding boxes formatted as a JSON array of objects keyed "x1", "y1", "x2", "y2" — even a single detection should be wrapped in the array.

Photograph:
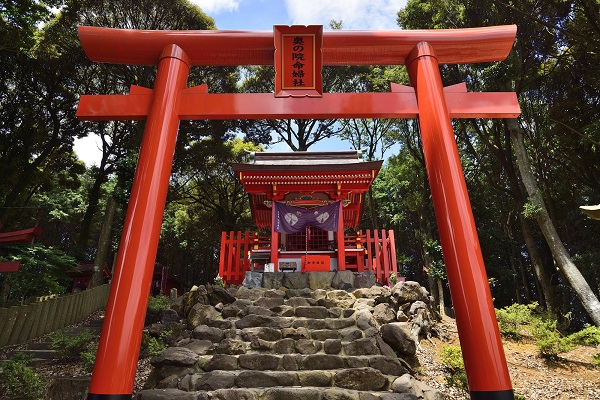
[{"x1": 78, "y1": 25, "x2": 520, "y2": 400}]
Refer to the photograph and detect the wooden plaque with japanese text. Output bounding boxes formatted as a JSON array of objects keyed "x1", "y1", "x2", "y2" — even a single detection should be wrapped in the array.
[{"x1": 274, "y1": 25, "x2": 323, "y2": 97}]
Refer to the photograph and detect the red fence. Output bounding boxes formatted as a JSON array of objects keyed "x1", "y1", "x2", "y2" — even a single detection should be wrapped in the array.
[{"x1": 219, "y1": 229, "x2": 397, "y2": 285}]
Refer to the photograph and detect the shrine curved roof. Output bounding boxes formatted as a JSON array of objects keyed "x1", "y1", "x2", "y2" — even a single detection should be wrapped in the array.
[{"x1": 231, "y1": 151, "x2": 383, "y2": 172}]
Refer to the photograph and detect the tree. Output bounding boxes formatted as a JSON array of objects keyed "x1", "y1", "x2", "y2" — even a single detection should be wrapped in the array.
[
  {"x1": 161, "y1": 137, "x2": 261, "y2": 286},
  {"x1": 398, "y1": 0, "x2": 600, "y2": 325},
  {"x1": 34, "y1": 0, "x2": 240, "y2": 258}
]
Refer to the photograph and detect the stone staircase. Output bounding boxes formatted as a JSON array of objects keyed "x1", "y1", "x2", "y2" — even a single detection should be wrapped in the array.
[
  {"x1": 137, "y1": 282, "x2": 442, "y2": 400},
  {"x1": 2, "y1": 318, "x2": 104, "y2": 368}
]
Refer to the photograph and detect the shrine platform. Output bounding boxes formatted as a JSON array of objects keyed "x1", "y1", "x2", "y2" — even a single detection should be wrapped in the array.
[{"x1": 241, "y1": 270, "x2": 395, "y2": 291}]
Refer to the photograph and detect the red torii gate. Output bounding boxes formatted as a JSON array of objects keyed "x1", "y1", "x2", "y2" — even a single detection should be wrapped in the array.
[{"x1": 77, "y1": 25, "x2": 520, "y2": 400}]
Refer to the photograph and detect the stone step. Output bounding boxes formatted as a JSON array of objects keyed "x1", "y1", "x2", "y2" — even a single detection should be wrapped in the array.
[
  {"x1": 149, "y1": 347, "x2": 407, "y2": 378},
  {"x1": 7, "y1": 348, "x2": 57, "y2": 360},
  {"x1": 193, "y1": 354, "x2": 407, "y2": 376},
  {"x1": 152, "y1": 367, "x2": 399, "y2": 393},
  {"x1": 202, "y1": 315, "x2": 359, "y2": 331},
  {"x1": 137, "y1": 386, "x2": 419, "y2": 400},
  {"x1": 189, "y1": 325, "x2": 365, "y2": 344},
  {"x1": 26, "y1": 341, "x2": 54, "y2": 350},
  {"x1": 224, "y1": 303, "x2": 358, "y2": 320}
]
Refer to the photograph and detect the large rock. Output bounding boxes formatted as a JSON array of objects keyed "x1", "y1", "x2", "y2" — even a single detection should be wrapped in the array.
[
  {"x1": 353, "y1": 270, "x2": 376, "y2": 288},
  {"x1": 136, "y1": 388, "x2": 201, "y2": 400},
  {"x1": 392, "y1": 374, "x2": 445, "y2": 400},
  {"x1": 192, "y1": 325, "x2": 225, "y2": 343},
  {"x1": 372, "y1": 303, "x2": 397, "y2": 325},
  {"x1": 343, "y1": 338, "x2": 380, "y2": 356},
  {"x1": 206, "y1": 285, "x2": 236, "y2": 306},
  {"x1": 308, "y1": 272, "x2": 335, "y2": 290},
  {"x1": 212, "y1": 338, "x2": 247, "y2": 355},
  {"x1": 203, "y1": 354, "x2": 238, "y2": 371},
  {"x1": 151, "y1": 347, "x2": 199, "y2": 367},
  {"x1": 295, "y1": 306, "x2": 328, "y2": 319},
  {"x1": 369, "y1": 356, "x2": 407, "y2": 376},
  {"x1": 241, "y1": 326, "x2": 283, "y2": 341},
  {"x1": 331, "y1": 270, "x2": 355, "y2": 290},
  {"x1": 391, "y1": 281, "x2": 429, "y2": 304},
  {"x1": 183, "y1": 286, "x2": 209, "y2": 317},
  {"x1": 325, "y1": 290, "x2": 356, "y2": 308},
  {"x1": 238, "y1": 354, "x2": 281, "y2": 370},
  {"x1": 262, "y1": 272, "x2": 285, "y2": 289},
  {"x1": 380, "y1": 323, "x2": 417, "y2": 356},
  {"x1": 187, "y1": 304, "x2": 220, "y2": 328},
  {"x1": 353, "y1": 285, "x2": 391, "y2": 300},
  {"x1": 242, "y1": 271, "x2": 263, "y2": 289},
  {"x1": 299, "y1": 354, "x2": 344, "y2": 370},
  {"x1": 47, "y1": 376, "x2": 91, "y2": 400},
  {"x1": 283, "y1": 272, "x2": 309, "y2": 289},
  {"x1": 332, "y1": 367, "x2": 387, "y2": 391},
  {"x1": 254, "y1": 297, "x2": 285, "y2": 309}
]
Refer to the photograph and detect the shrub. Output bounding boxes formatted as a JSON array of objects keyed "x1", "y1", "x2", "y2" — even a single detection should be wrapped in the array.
[
  {"x1": 532, "y1": 318, "x2": 574, "y2": 358},
  {"x1": 80, "y1": 342, "x2": 98, "y2": 372},
  {"x1": 496, "y1": 303, "x2": 600, "y2": 359},
  {"x1": 0, "y1": 353, "x2": 46, "y2": 400},
  {"x1": 567, "y1": 324, "x2": 600, "y2": 346},
  {"x1": 146, "y1": 294, "x2": 172, "y2": 324},
  {"x1": 141, "y1": 329, "x2": 172, "y2": 357},
  {"x1": 495, "y1": 302, "x2": 539, "y2": 339},
  {"x1": 49, "y1": 329, "x2": 97, "y2": 360},
  {"x1": 439, "y1": 345, "x2": 468, "y2": 393}
]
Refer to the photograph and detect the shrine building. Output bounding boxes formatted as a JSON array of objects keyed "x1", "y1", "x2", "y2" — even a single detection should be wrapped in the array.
[{"x1": 218, "y1": 150, "x2": 398, "y2": 285}]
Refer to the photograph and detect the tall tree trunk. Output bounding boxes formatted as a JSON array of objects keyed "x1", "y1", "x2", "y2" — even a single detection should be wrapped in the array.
[
  {"x1": 508, "y1": 118, "x2": 600, "y2": 325},
  {"x1": 90, "y1": 197, "x2": 116, "y2": 288},
  {"x1": 517, "y1": 208, "x2": 557, "y2": 312},
  {"x1": 77, "y1": 166, "x2": 108, "y2": 256},
  {"x1": 436, "y1": 278, "x2": 446, "y2": 317}
]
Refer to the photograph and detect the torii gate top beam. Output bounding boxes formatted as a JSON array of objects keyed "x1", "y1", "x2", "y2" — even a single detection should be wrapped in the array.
[{"x1": 78, "y1": 25, "x2": 516, "y2": 66}]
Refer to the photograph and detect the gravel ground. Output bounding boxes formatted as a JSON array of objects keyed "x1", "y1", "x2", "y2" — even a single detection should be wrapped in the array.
[{"x1": 415, "y1": 317, "x2": 600, "y2": 400}]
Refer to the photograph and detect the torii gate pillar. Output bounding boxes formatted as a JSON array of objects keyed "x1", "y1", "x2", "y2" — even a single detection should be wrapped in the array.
[
  {"x1": 407, "y1": 42, "x2": 512, "y2": 399},
  {"x1": 87, "y1": 44, "x2": 190, "y2": 399}
]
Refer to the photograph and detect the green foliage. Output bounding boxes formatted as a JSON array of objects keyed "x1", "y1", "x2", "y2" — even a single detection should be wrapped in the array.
[
  {"x1": 532, "y1": 318, "x2": 575, "y2": 358},
  {"x1": 592, "y1": 353, "x2": 600, "y2": 367},
  {"x1": 496, "y1": 303, "x2": 600, "y2": 359},
  {"x1": 49, "y1": 329, "x2": 96, "y2": 360},
  {"x1": 496, "y1": 302, "x2": 540, "y2": 339},
  {"x1": 214, "y1": 274, "x2": 225, "y2": 287},
  {"x1": 0, "y1": 353, "x2": 46, "y2": 400},
  {"x1": 142, "y1": 329, "x2": 172, "y2": 357},
  {"x1": 147, "y1": 294, "x2": 172, "y2": 316},
  {"x1": 567, "y1": 324, "x2": 600, "y2": 346},
  {"x1": 80, "y1": 342, "x2": 98, "y2": 372},
  {"x1": 0, "y1": 244, "x2": 76, "y2": 306},
  {"x1": 423, "y1": 239, "x2": 446, "y2": 280},
  {"x1": 439, "y1": 345, "x2": 468, "y2": 393},
  {"x1": 522, "y1": 200, "x2": 543, "y2": 219},
  {"x1": 146, "y1": 294, "x2": 172, "y2": 324}
]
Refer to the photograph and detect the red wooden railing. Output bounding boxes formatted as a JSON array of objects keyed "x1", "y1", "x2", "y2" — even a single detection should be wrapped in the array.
[{"x1": 219, "y1": 229, "x2": 397, "y2": 285}]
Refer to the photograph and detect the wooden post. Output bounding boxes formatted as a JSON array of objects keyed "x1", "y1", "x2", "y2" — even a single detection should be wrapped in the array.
[
  {"x1": 336, "y1": 201, "x2": 345, "y2": 270},
  {"x1": 270, "y1": 202, "x2": 279, "y2": 271}
]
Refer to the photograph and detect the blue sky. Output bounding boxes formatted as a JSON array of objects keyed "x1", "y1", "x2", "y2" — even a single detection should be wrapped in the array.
[
  {"x1": 191, "y1": 0, "x2": 407, "y2": 30},
  {"x1": 75, "y1": 0, "x2": 408, "y2": 165}
]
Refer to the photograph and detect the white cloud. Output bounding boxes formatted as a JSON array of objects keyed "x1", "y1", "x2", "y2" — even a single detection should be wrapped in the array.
[
  {"x1": 285, "y1": 0, "x2": 406, "y2": 30},
  {"x1": 192, "y1": 0, "x2": 241, "y2": 14}
]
